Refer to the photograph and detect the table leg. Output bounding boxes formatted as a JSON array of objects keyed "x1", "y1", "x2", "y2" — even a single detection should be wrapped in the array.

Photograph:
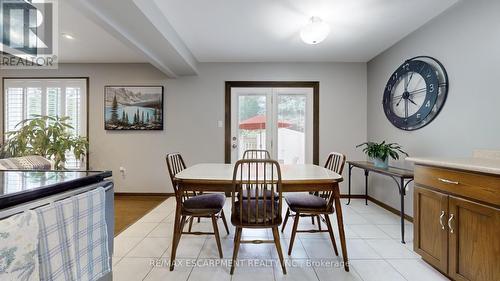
[
  {"x1": 347, "y1": 165, "x2": 352, "y2": 205},
  {"x1": 169, "y1": 200, "x2": 182, "y2": 271},
  {"x1": 333, "y1": 183, "x2": 349, "y2": 271},
  {"x1": 400, "y1": 178, "x2": 406, "y2": 244},
  {"x1": 364, "y1": 170, "x2": 369, "y2": 205}
]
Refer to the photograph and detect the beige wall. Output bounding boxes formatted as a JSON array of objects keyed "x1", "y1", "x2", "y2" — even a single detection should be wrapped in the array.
[
  {"x1": 1, "y1": 62, "x2": 368, "y2": 193},
  {"x1": 366, "y1": 0, "x2": 500, "y2": 216}
]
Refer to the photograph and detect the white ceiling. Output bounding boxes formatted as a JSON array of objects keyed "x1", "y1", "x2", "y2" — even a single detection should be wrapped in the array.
[
  {"x1": 153, "y1": 0, "x2": 459, "y2": 62},
  {"x1": 58, "y1": 1, "x2": 146, "y2": 63}
]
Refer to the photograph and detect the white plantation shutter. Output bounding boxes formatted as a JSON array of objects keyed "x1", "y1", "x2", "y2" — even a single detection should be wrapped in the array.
[
  {"x1": 46, "y1": 87, "x2": 62, "y2": 118},
  {"x1": 3, "y1": 79, "x2": 88, "y2": 169},
  {"x1": 64, "y1": 86, "x2": 83, "y2": 169},
  {"x1": 5, "y1": 87, "x2": 24, "y2": 132},
  {"x1": 26, "y1": 87, "x2": 42, "y2": 118}
]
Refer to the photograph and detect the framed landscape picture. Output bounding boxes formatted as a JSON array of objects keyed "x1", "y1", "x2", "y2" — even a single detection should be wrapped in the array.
[{"x1": 104, "y1": 86, "x2": 164, "y2": 130}]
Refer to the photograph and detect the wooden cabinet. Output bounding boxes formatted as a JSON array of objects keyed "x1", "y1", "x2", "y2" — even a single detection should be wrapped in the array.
[
  {"x1": 448, "y1": 197, "x2": 500, "y2": 281},
  {"x1": 414, "y1": 186, "x2": 448, "y2": 273},
  {"x1": 414, "y1": 165, "x2": 500, "y2": 281}
]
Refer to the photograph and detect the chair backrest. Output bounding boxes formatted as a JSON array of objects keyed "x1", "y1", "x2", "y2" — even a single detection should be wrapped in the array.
[
  {"x1": 242, "y1": 149, "x2": 271, "y2": 160},
  {"x1": 317, "y1": 152, "x2": 346, "y2": 211},
  {"x1": 231, "y1": 159, "x2": 282, "y2": 227},
  {"x1": 166, "y1": 153, "x2": 193, "y2": 204},
  {"x1": 325, "y1": 152, "x2": 346, "y2": 175}
]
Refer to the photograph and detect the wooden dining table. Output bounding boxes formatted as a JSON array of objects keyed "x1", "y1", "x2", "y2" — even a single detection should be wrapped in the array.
[{"x1": 173, "y1": 163, "x2": 350, "y2": 271}]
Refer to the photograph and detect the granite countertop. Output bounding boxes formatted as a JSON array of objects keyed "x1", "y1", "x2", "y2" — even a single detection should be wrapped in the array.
[
  {"x1": 0, "y1": 170, "x2": 112, "y2": 209},
  {"x1": 406, "y1": 157, "x2": 500, "y2": 175}
]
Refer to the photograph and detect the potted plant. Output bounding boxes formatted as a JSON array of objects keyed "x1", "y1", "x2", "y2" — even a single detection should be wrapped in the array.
[
  {"x1": 2, "y1": 115, "x2": 89, "y2": 170},
  {"x1": 356, "y1": 141, "x2": 408, "y2": 169}
]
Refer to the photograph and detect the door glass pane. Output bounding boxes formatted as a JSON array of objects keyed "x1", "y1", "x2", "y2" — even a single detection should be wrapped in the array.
[
  {"x1": 238, "y1": 95, "x2": 266, "y2": 159},
  {"x1": 277, "y1": 95, "x2": 306, "y2": 164}
]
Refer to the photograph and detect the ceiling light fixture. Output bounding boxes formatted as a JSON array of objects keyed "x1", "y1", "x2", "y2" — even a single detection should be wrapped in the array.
[
  {"x1": 61, "y1": 33, "x2": 75, "y2": 40},
  {"x1": 300, "y1": 17, "x2": 330, "y2": 45}
]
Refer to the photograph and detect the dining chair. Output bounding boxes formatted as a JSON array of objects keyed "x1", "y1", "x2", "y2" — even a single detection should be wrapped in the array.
[
  {"x1": 242, "y1": 149, "x2": 271, "y2": 160},
  {"x1": 166, "y1": 153, "x2": 230, "y2": 270},
  {"x1": 240, "y1": 149, "x2": 278, "y2": 201},
  {"x1": 230, "y1": 159, "x2": 287, "y2": 275},
  {"x1": 281, "y1": 152, "x2": 346, "y2": 256}
]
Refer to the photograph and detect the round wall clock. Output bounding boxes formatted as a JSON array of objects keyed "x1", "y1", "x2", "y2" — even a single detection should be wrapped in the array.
[{"x1": 383, "y1": 56, "x2": 449, "y2": 131}]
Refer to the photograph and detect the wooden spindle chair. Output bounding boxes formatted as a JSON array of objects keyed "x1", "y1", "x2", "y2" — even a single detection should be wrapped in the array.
[
  {"x1": 230, "y1": 159, "x2": 287, "y2": 275},
  {"x1": 281, "y1": 152, "x2": 346, "y2": 256},
  {"x1": 240, "y1": 149, "x2": 278, "y2": 200},
  {"x1": 242, "y1": 149, "x2": 271, "y2": 160},
  {"x1": 166, "y1": 153, "x2": 229, "y2": 271}
]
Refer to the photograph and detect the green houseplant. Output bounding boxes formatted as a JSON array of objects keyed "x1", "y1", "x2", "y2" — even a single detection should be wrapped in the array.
[
  {"x1": 2, "y1": 115, "x2": 89, "y2": 170},
  {"x1": 356, "y1": 141, "x2": 409, "y2": 169}
]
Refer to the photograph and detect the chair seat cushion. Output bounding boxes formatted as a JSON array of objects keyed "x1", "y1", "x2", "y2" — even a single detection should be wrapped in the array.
[
  {"x1": 231, "y1": 200, "x2": 281, "y2": 225},
  {"x1": 285, "y1": 193, "x2": 328, "y2": 211},
  {"x1": 182, "y1": 193, "x2": 226, "y2": 214},
  {"x1": 237, "y1": 189, "x2": 279, "y2": 200}
]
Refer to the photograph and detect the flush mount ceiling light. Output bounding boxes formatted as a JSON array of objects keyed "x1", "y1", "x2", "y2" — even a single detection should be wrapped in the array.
[
  {"x1": 61, "y1": 33, "x2": 75, "y2": 40},
  {"x1": 300, "y1": 17, "x2": 330, "y2": 45}
]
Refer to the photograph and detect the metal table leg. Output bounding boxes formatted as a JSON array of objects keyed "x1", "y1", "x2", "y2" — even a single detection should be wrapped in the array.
[
  {"x1": 400, "y1": 177, "x2": 406, "y2": 244},
  {"x1": 364, "y1": 170, "x2": 369, "y2": 205},
  {"x1": 347, "y1": 164, "x2": 353, "y2": 205}
]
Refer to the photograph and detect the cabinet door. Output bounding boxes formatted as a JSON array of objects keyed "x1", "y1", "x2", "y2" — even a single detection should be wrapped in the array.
[
  {"x1": 414, "y1": 186, "x2": 448, "y2": 273},
  {"x1": 448, "y1": 196, "x2": 500, "y2": 281}
]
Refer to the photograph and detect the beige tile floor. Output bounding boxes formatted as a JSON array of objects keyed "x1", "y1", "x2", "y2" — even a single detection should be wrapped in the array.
[{"x1": 112, "y1": 198, "x2": 449, "y2": 281}]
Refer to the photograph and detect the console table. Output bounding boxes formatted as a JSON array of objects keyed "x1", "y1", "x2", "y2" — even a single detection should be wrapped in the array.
[{"x1": 347, "y1": 161, "x2": 414, "y2": 243}]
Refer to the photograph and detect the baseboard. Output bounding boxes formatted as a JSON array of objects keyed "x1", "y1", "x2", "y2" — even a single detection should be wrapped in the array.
[
  {"x1": 367, "y1": 196, "x2": 413, "y2": 222},
  {"x1": 340, "y1": 194, "x2": 365, "y2": 199}
]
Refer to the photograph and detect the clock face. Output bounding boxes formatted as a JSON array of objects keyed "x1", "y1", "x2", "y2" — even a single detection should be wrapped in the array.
[{"x1": 383, "y1": 57, "x2": 448, "y2": 131}]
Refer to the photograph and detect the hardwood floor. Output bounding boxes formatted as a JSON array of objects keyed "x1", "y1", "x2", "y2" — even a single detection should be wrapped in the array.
[{"x1": 114, "y1": 194, "x2": 170, "y2": 236}]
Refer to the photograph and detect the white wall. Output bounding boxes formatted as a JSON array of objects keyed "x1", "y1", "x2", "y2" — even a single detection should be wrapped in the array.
[
  {"x1": 1, "y1": 62, "x2": 367, "y2": 193},
  {"x1": 366, "y1": 0, "x2": 500, "y2": 216}
]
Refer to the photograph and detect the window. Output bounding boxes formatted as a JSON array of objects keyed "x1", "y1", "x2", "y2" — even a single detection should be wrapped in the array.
[{"x1": 3, "y1": 78, "x2": 88, "y2": 169}]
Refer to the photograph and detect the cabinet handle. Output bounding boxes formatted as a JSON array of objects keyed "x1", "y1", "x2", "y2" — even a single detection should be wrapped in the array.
[
  {"x1": 438, "y1": 178, "x2": 459, "y2": 185},
  {"x1": 448, "y1": 214, "x2": 454, "y2": 233},
  {"x1": 439, "y1": 211, "x2": 445, "y2": 230}
]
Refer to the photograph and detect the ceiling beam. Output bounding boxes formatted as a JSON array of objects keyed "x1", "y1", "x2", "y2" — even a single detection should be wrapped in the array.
[{"x1": 67, "y1": 0, "x2": 198, "y2": 78}]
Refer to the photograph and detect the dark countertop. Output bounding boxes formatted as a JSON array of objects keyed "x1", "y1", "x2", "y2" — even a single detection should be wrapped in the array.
[{"x1": 0, "y1": 170, "x2": 112, "y2": 209}]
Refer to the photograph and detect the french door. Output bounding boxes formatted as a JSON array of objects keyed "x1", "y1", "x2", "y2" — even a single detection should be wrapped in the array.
[{"x1": 229, "y1": 86, "x2": 315, "y2": 164}]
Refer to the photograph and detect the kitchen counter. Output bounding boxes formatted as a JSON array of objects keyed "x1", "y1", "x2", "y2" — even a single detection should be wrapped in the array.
[
  {"x1": 0, "y1": 170, "x2": 112, "y2": 209},
  {"x1": 406, "y1": 157, "x2": 500, "y2": 175}
]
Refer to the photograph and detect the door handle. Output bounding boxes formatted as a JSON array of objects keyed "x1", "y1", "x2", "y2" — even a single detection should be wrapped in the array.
[
  {"x1": 438, "y1": 178, "x2": 459, "y2": 185},
  {"x1": 439, "y1": 211, "x2": 445, "y2": 230},
  {"x1": 448, "y1": 213, "x2": 454, "y2": 233}
]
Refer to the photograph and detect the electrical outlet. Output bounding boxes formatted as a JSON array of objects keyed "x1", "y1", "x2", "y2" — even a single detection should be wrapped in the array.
[{"x1": 119, "y1": 167, "x2": 126, "y2": 177}]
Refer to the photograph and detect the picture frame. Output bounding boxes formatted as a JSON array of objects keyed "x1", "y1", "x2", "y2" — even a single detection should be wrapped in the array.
[{"x1": 104, "y1": 85, "x2": 164, "y2": 130}]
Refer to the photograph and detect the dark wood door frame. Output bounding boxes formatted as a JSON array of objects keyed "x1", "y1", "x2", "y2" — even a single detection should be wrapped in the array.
[{"x1": 225, "y1": 81, "x2": 319, "y2": 164}]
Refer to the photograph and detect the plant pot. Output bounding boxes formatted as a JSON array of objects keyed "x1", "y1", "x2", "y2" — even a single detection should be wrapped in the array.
[{"x1": 373, "y1": 157, "x2": 389, "y2": 169}]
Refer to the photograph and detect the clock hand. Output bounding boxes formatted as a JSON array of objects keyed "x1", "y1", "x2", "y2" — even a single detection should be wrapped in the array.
[
  {"x1": 408, "y1": 98, "x2": 418, "y2": 106},
  {"x1": 404, "y1": 74, "x2": 409, "y2": 92}
]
